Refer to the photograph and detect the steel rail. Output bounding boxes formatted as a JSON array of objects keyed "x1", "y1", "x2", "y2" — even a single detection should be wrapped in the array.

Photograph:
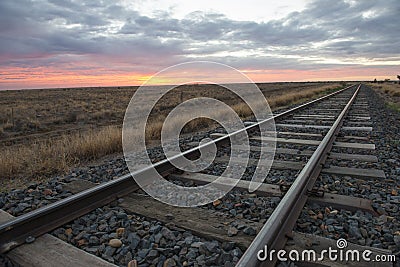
[
  {"x1": 0, "y1": 84, "x2": 356, "y2": 254},
  {"x1": 236, "y1": 84, "x2": 361, "y2": 267}
]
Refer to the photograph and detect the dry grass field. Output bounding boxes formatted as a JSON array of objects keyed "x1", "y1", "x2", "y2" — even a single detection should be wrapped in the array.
[
  {"x1": 0, "y1": 82, "x2": 345, "y2": 191},
  {"x1": 368, "y1": 82, "x2": 400, "y2": 112}
]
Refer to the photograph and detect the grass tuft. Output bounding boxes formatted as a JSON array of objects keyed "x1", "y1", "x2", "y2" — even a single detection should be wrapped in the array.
[
  {"x1": 369, "y1": 83, "x2": 400, "y2": 113},
  {"x1": 0, "y1": 126, "x2": 121, "y2": 191}
]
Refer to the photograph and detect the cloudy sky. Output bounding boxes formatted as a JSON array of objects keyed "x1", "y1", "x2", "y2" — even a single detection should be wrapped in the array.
[{"x1": 0, "y1": 0, "x2": 399, "y2": 89}]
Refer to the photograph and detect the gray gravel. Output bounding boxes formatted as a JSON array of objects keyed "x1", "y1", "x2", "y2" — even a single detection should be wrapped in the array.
[
  {"x1": 51, "y1": 202, "x2": 244, "y2": 266},
  {"x1": 294, "y1": 86, "x2": 400, "y2": 263}
]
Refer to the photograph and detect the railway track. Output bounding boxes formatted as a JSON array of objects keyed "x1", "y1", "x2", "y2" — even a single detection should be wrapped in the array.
[{"x1": 0, "y1": 83, "x2": 396, "y2": 266}]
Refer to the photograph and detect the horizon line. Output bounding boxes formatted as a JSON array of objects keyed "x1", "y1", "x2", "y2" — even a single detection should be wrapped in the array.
[{"x1": 0, "y1": 79, "x2": 390, "y2": 92}]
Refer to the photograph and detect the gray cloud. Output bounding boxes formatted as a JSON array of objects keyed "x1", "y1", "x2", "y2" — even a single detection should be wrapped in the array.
[{"x1": 0, "y1": 0, "x2": 399, "y2": 74}]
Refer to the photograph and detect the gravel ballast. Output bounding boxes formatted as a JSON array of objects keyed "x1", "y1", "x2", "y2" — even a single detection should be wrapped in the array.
[{"x1": 1, "y1": 85, "x2": 399, "y2": 266}]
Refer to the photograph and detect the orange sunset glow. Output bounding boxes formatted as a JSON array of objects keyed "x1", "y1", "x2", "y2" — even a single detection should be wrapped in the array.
[{"x1": 0, "y1": 66, "x2": 397, "y2": 90}]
